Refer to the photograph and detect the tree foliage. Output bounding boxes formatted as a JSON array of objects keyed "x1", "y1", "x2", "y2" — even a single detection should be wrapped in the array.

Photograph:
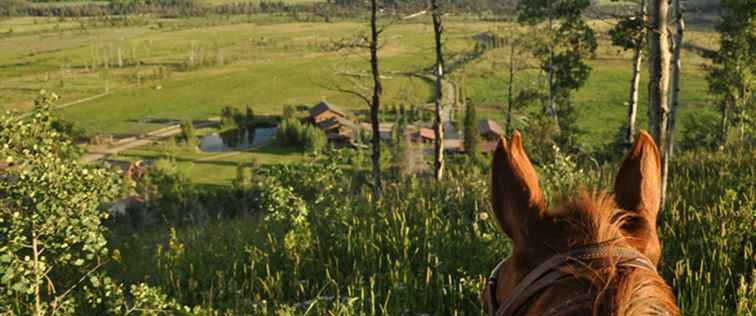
[
  {"x1": 0, "y1": 92, "x2": 119, "y2": 314},
  {"x1": 706, "y1": 0, "x2": 755, "y2": 144},
  {"x1": 463, "y1": 101, "x2": 480, "y2": 160},
  {"x1": 276, "y1": 118, "x2": 327, "y2": 154},
  {"x1": 517, "y1": 0, "x2": 597, "y2": 132},
  {"x1": 609, "y1": 14, "x2": 645, "y2": 51},
  {"x1": 178, "y1": 119, "x2": 196, "y2": 147}
]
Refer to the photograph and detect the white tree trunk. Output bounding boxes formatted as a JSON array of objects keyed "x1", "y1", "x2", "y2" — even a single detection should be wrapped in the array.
[
  {"x1": 625, "y1": 0, "x2": 646, "y2": 144},
  {"x1": 506, "y1": 42, "x2": 515, "y2": 134},
  {"x1": 663, "y1": 0, "x2": 684, "y2": 206},
  {"x1": 648, "y1": 0, "x2": 672, "y2": 207}
]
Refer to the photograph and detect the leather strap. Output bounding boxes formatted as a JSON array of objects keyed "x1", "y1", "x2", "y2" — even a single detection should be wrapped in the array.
[{"x1": 487, "y1": 244, "x2": 656, "y2": 316}]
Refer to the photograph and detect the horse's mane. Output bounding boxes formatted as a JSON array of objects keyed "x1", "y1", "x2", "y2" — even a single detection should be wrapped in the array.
[{"x1": 545, "y1": 190, "x2": 679, "y2": 316}]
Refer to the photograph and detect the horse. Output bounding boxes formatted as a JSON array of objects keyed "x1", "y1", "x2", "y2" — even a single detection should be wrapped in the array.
[{"x1": 483, "y1": 131, "x2": 679, "y2": 316}]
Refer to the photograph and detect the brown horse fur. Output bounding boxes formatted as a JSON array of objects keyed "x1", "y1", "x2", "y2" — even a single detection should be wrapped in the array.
[{"x1": 484, "y1": 131, "x2": 679, "y2": 316}]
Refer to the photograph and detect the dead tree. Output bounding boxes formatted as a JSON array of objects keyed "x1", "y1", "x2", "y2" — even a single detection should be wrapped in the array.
[
  {"x1": 369, "y1": 0, "x2": 383, "y2": 198},
  {"x1": 431, "y1": 0, "x2": 445, "y2": 181}
]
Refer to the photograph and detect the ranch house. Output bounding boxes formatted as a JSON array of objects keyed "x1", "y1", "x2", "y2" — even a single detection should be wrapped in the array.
[
  {"x1": 317, "y1": 116, "x2": 359, "y2": 142},
  {"x1": 309, "y1": 101, "x2": 347, "y2": 124}
]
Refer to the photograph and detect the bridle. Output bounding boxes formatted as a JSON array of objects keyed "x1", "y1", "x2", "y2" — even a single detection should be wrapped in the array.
[{"x1": 486, "y1": 243, "x2": 658, "y2": 316}]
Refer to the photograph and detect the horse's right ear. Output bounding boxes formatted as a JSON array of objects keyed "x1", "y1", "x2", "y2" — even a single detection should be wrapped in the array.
[
  {"x1": 491, "y1": 131, "x2": 545, "y2": 243},
  {"x1": 614, "y1": 131, "x2": 662, "y2": 262}
]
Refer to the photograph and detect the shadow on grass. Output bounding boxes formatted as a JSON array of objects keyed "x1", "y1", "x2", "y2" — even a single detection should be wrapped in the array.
[{"x1": 119, "y1": 142, "x2": 307, "y2": 168}]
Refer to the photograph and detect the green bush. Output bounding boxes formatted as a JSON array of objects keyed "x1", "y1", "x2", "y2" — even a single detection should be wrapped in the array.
[
  {"x1": 0, "y1": 96, "x2": 201, "y2": 315},
  {"x1": 679, "y1": 112, "x2": 721, "y2": 151},
  {"x1": 136, "y1": 159, "x2": 195, "y2": 225},
  {"x1": 302, "y1": 125, "x2": 327, "y2": 155},
  {"x1": 276, "y1": 117, "x2": 304, "y2": 146},
  {"x1": 178, "y1": 119, "x2": 196, "y2": 147},
  {"x1": 276, "y1": 118, "x2": 327, "y2": 154}
]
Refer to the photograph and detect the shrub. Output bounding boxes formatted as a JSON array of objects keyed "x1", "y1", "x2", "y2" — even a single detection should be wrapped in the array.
[
  {"x1": 136, "y1": 159, "x2": 195, "y2": 225},
  {"x1": 302, "y1": 125, "x2": 327, "y2": 155},
  {"x1": 178, "y1": 118, "x2": 196, "y2": 147},
  {"x1": 276, "y1": 117, "x2": 305, "y2": 146},
  {"x1": 51, "y1": 117, "x2": 90, "y2": 143},
  {"x1": 276, "y1": 118, "x2": 326, "y2": 154},
  {"x1": 220, "y1": 106, "x2": 241, "y2": 129},
  {"x1": 679, "y1": 112, "x2": 721, "y2": 151},
  {"x1": 463, "y1": 101, "x2": 481, "y2": 160}
]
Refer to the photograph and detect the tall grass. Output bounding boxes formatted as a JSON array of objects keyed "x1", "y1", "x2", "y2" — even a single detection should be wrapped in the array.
[{"x1": 110, "y1": 147, "x2": 755, "y2": 315}]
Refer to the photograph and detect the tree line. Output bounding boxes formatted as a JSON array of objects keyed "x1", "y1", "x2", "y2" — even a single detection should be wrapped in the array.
[
  {"x1": 0, "y1": 0, "x2": 310, "y2": 18},
  {"x1": 2, "y1": 0, "x2": 559, "y2": 19}
]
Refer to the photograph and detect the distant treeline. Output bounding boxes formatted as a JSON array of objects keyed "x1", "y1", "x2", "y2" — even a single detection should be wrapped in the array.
[{"x1": 1, "y1": 0, "x2": 520, "y2": 18}]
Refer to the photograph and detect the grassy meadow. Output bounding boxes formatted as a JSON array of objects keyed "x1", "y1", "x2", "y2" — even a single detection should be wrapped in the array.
[
  {"x1": 104, "y1": 145, "x2": 754, "y2": 315},
  {"x1": 1, "y1": 14, "x2": 718, "y2": 143},
  {"x1": 0, "y1": 13, "x2": 723, "y2": 185}
]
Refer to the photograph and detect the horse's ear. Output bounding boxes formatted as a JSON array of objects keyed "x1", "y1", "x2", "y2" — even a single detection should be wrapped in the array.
[
  {"x1": 614, "y1": 131, "x2": 662, "y2": 261},
  {"x1": 491, "y1": 130, "x2": 545, "y2": 242},
  {"x1": 615, "y1": 131, "x2": 662, "y2": 221}
]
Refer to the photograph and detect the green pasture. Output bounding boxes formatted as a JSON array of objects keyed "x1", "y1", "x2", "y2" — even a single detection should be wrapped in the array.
[{"x1": 0, "y1": 14, "x2": 721, "y2": 149}]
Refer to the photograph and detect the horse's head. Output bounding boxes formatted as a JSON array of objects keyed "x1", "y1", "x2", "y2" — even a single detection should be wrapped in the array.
[{"x1": 482, "y1": 131, "x2": 679, "y2": 316}]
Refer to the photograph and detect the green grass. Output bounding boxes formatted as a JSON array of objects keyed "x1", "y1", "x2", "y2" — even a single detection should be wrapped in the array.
[
  {"x1": 108, "y1": 146, "x2": 755, "y2": 315},
  {"x1": 0, "y1": 14, "x2": 721, "y2": 155},
  {"x1": 118, "y1": 139, "x2": 311, "y2": 185}
]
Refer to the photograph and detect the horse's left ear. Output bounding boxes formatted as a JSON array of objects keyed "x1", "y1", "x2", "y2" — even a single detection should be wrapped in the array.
[
  {"x1": 614, "y1": 131, "x2": 662, "y2": 263},
  {"x1": 491, "y1": 131, "x2": 545, "y2": 243}
]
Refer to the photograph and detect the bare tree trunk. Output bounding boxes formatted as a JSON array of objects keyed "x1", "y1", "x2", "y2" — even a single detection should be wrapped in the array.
[
  {"x1": 32, "y1": 230, "x2": 42, "y2": 316},
  {"x1": 369, "y1": 0, "x2": 382, "y2": 198},
  {"x1": 719, "y1": 98, "x2": 730, "y2": 149},
  {"x1": 506, "y1": 42, "x2": 515, "y2": 135},
  {"x1": 625, "y1": 0, "x2": 646, "y2": 144},
  {"x1": 431, "y1": 0, "x2": 445, "y2": 181},
  {"x1": 547, "y1": 13, "x2": 559, "y2": 131},
  {"x1": 648, "y1": 0, "x2": 671, "y2": 208},
  {"x1": 663, "y1": 0, "x2": 684, "y2": 207},
  {"x1": 647, "y1": 0, "x2": 671, "y2": 146}
]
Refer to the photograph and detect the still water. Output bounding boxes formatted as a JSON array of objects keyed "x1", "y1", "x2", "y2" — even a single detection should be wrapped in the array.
[{"x1": 199, "y1": 127, "x2": 276, "y2": 152}]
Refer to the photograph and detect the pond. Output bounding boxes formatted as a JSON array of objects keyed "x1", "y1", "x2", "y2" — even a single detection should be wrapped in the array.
[{"x1": 199, "y1": 127, "x2": 277, "y2": 152}]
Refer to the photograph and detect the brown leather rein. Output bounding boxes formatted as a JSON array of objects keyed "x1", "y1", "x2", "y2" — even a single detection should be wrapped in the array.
[{"x1": 486, "y1": 243, "x2": 657, "y2": 316}]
